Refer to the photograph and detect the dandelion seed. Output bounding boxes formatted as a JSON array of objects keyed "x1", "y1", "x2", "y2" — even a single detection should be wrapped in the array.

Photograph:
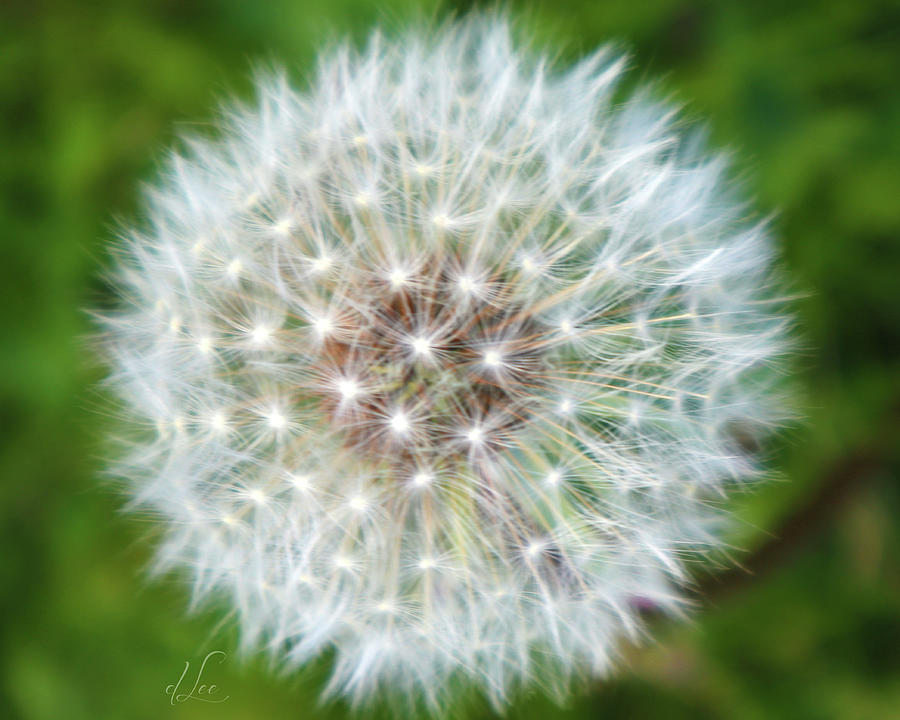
[
  {"x1": 311, "y1": 315, "x2": 333, "y2": 337},
  {"x1": 388, "y1": 268, "x2": 408, "y2": 289},
  {"x1": 409, "y1": 335, "x2": 431, "y2": 357},
  {"x1": 226, "y1": 258, "x2": 243, "y2": 278},
  {"x1": 196, "y1": 336, "x2": 213, "y2": 354},
  {"x1": 482, "y1": 349, "x2": 503, "y2": 368},
  {"x1": 249, "y1": 324, "x2": 271, "y2": 345},
  {"x1": 465, "y1": 425, "x2": 485, "y2": 445},
  {"x1": 336, "y1": 378, "x2": 360, "y2": 401},
  {"x1": 389, "y1": 410, "x2": 410, "y2": 435},
  {"x1": 208, "y1": 411, "x2": 228, "y2": 434},
  {"x1": 348, "y1": 495, "x2": 368, "y2": 512},
  {"x1": 246, "y1": 487, "x2": 267, "y2": 505},
  {"x1": 266, "y1": 408, "x2": 286, "y2": 430},
  {"x1": 272, "y1": 218, "x2": 293, "y2": 236},
  {"x1": 310, "y1": 254, "x2": 332, "y2": 274}
]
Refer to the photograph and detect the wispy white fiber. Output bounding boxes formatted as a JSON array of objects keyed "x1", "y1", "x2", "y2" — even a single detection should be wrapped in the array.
[{"x1": 100, "y1": 15, "x2": 791, "y2": 711}]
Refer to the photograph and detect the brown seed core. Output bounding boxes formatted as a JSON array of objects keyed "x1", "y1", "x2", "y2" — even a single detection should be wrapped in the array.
[{"x1": 310, "y1": 261, "x2": 549, "y2": 469}]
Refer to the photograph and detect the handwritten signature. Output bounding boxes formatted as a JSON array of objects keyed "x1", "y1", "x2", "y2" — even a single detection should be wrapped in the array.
[{"x1": 165, "y1": 650, "x2": 230, "y2": 704}]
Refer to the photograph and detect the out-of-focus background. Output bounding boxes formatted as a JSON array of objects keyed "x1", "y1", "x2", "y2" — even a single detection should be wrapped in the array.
[{"x1": 1, "y1": 1, "x2": 898, "y2": 718}]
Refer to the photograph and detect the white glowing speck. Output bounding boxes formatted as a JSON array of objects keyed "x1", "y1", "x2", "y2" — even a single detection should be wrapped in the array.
[
  {"x1": 209, "y1": 411, "x2": 228, "y2": 433},
  {"x1": 226, "y1": 258, "x2": 243, "y2": 278},
  {"x1": 432, "y1": 213, "x2": 450, "y2": 228},
  {"x1": 250, "y1": 325, "x2": 271, "y2": 345},
  {"x1": 388, "y1": 268, "x2": 408, "y2": 289},
  {"x1": 267, "y1": 409, "x2": 286, "y2": 430},
  {"x1": 311, "y1": 254, "x2": 332, "y2": 274},
  {"x1": 290, "y1": 474, "x2": 311, "y2": 492},
  {"x1": 457, "y1": 275, "x2": 476, "y2": 293},
  {"x1": 526, "y1": 540, "x2": 545, "y2": 558},
  {"x1": 418, "y1": 557, "x2": 436, "y2": 570},
  {"x1": 465, "y1": 426, "x2": 484, "y2": 444},
  {"x1": 412, "y1": 471, "x2": 432, "y2": 487},
  {"x1": 247, "y1": 488, "x2": 267, "y2": 505},
  {"x1": 349, "y1": 495, "x2": 369, "y2": 512},
  {"x1": 273, "y1": 218, "x2": 293, "y2": 236},
  {"x1": 410, "y1": 336, "x2": 431, "y2": 356},
  {"x1": 389, "y1": 411, "x2": 410, "y2": 435},
  {"x1": 483, "y1": 350, "x2": 503, "y2": 368},
  {"x1": 196, "y1": 337, "x2": 213, "y2": 354},
  {"x1": 312, "y1": 316, "x2": 333, "y2": 336},
  {"x1": 336, "y1": 378, "x2": 360, "y2": 401},
  {"x1": 545, "y1": 470, "x2": 562, "y2": 486},
  {"x1": 168, "y1": 316, "x2": 182, "y2": 333}
]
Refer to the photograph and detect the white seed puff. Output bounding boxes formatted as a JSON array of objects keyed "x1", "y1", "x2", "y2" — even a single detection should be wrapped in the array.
[{"x1": 100, "y1": 16, "x2": 791, "y2": 711}]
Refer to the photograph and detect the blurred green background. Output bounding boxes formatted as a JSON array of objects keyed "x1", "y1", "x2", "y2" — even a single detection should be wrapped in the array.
[{"x1": 1, "y1": 1, "x2": 899, "y2": 718}]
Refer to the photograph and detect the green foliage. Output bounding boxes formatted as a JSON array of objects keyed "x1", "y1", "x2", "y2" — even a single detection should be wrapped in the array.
[{"x1": 1, "y1": 1, "x2": 897, "y2": 718}]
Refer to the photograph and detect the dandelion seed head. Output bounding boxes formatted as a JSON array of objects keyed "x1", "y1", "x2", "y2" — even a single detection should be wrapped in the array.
[{"x1": 99, "y1": 15, "x2": 792, "y2": 713}]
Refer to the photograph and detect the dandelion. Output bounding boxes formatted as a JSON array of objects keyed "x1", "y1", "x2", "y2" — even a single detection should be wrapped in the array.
[{"x1": 99, "y1": 15, "x2": 791, "y2": 712}]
